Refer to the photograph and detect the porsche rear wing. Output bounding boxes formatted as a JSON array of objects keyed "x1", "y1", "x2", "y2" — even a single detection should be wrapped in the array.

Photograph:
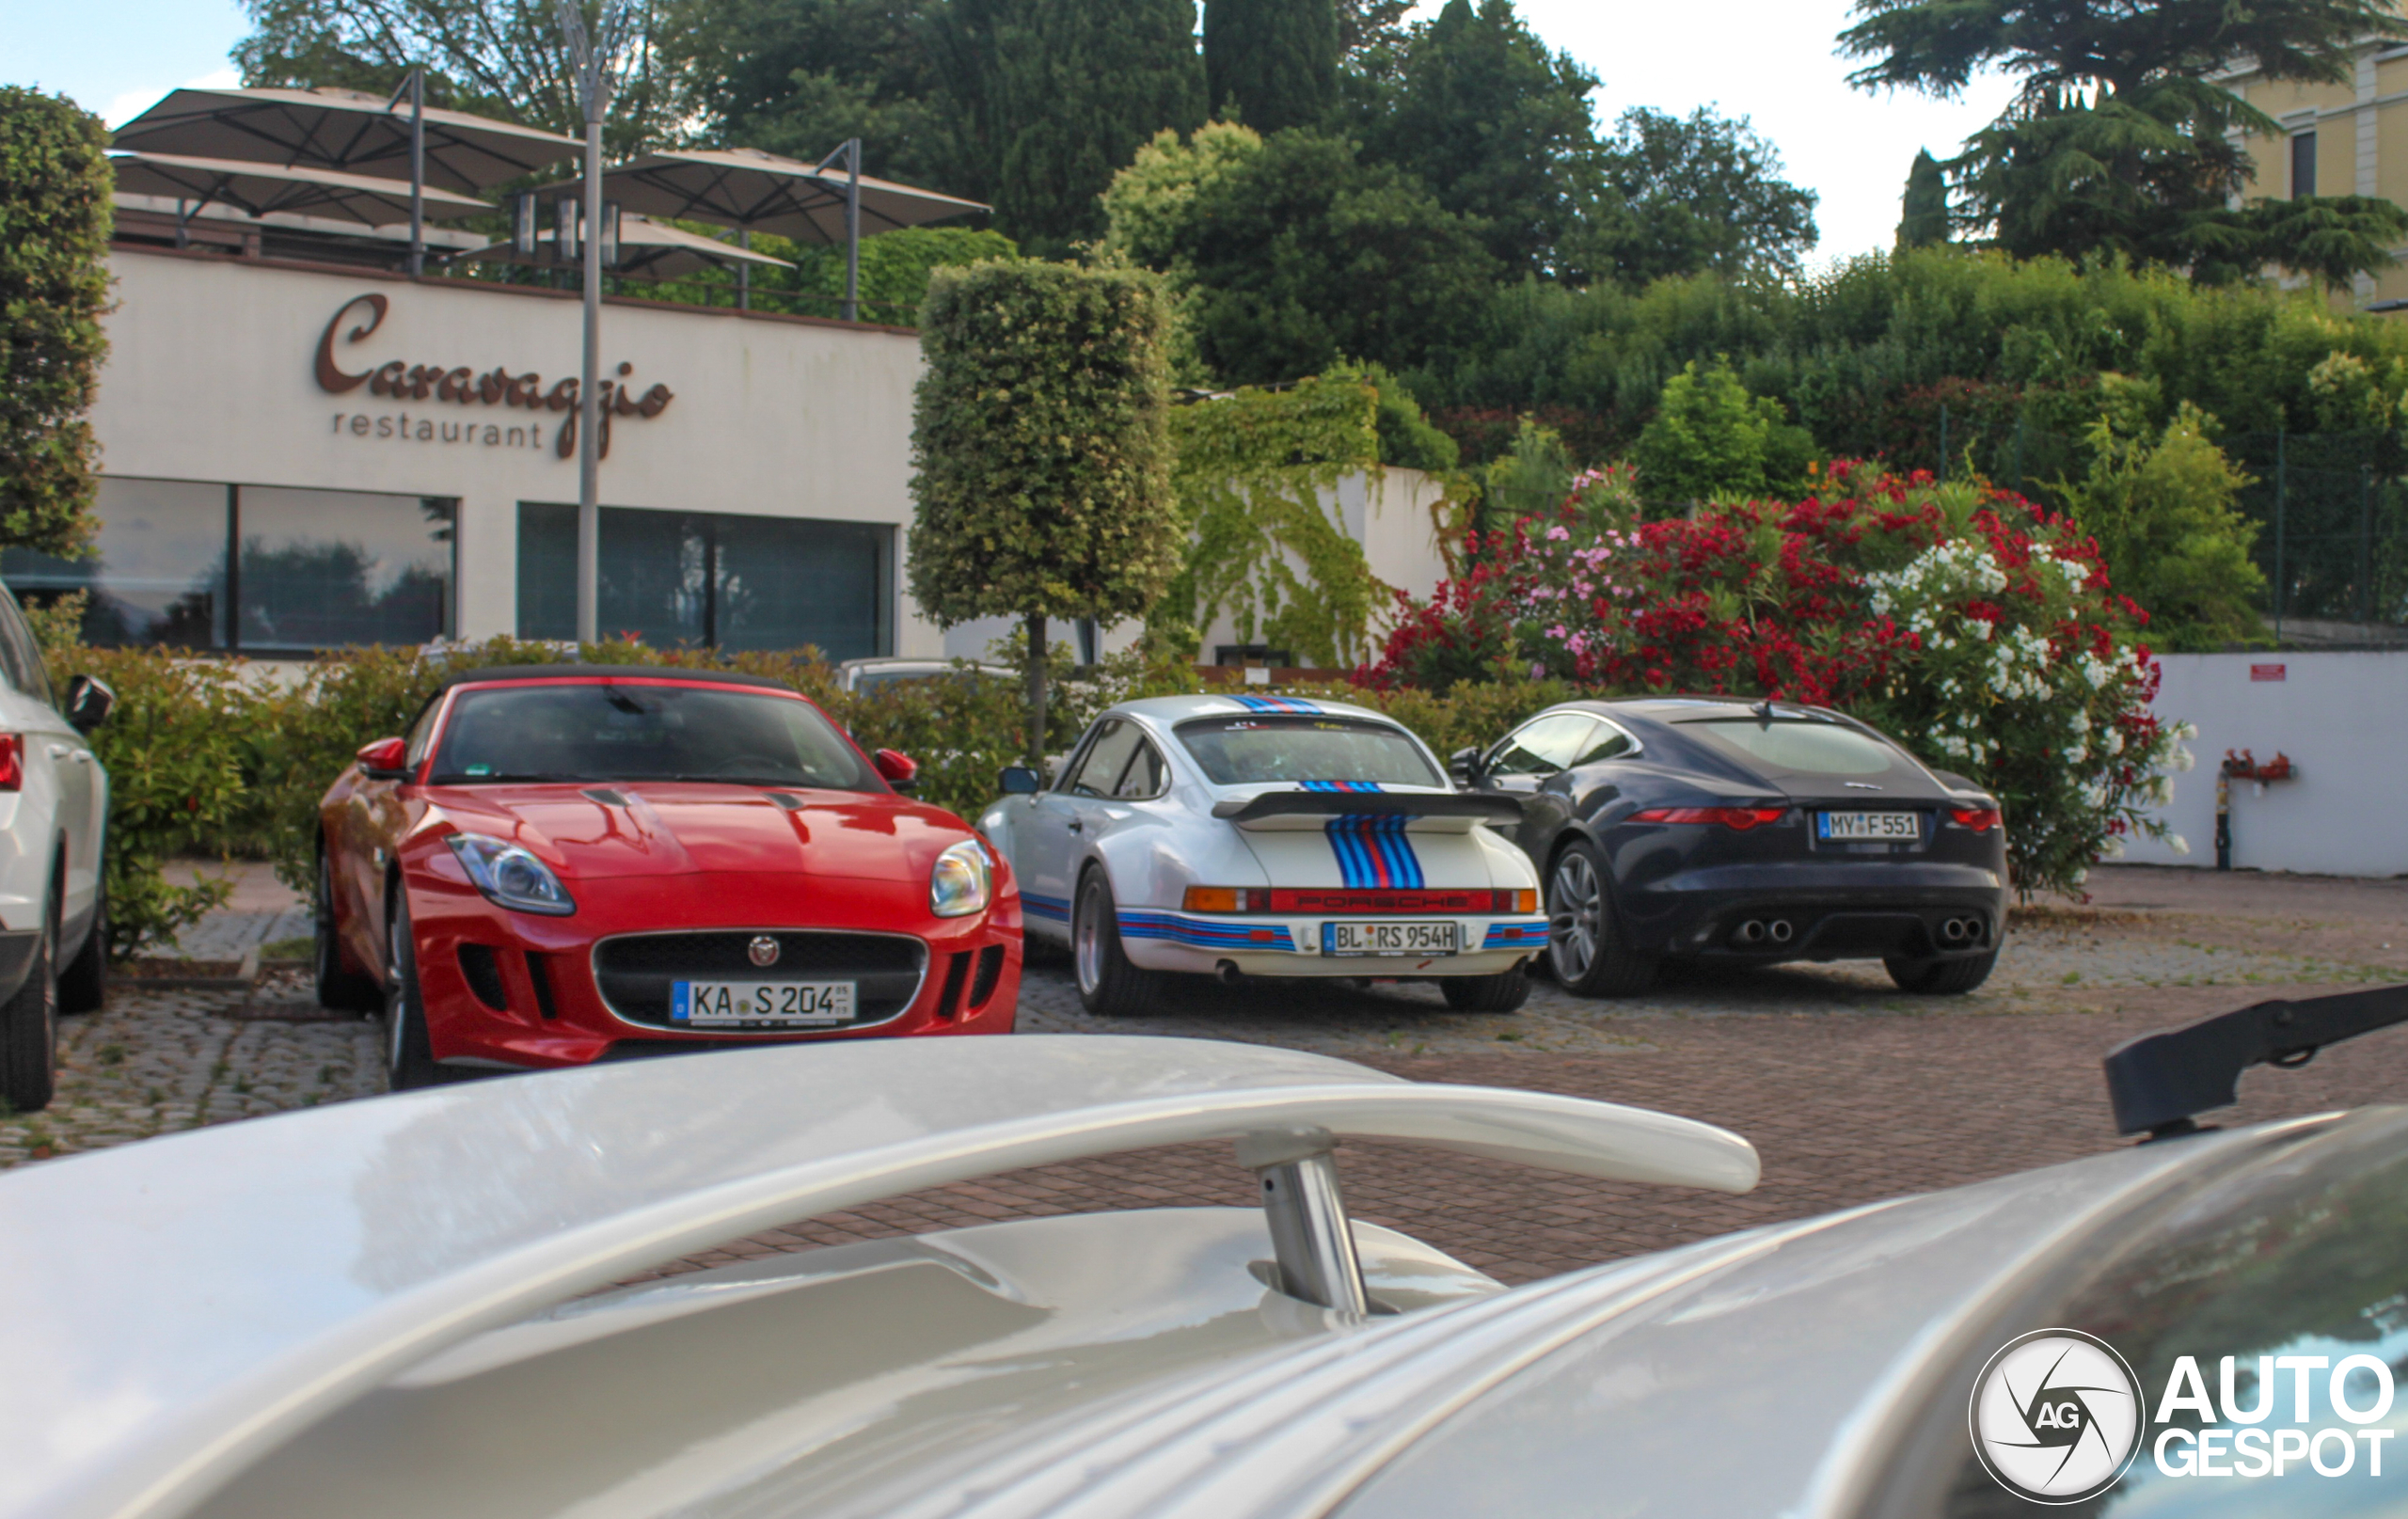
[
  {"x1": 1212, "y1": 791, "x2": 1524, "y2": 831},
  {"x1": 0, "y1": 1036, "x2": 1754, "y2": 1519}
]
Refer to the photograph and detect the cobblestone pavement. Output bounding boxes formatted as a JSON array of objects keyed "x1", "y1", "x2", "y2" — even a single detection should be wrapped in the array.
[
  {"x1": 0, "y1": 987, "x2": 381, "y2": 1166},
  {"x1": 11, "y1": 867, "x2": 2408, "y2": 1291}
]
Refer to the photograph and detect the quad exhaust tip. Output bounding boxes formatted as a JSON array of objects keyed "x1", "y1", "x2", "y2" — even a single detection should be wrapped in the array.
[
  {"x1": 1735, "y1": 919, "x2": 1797, "y2": 947},
  {"x1": 1938, "y1": 915, "x2": 1985, "y2": 945}
]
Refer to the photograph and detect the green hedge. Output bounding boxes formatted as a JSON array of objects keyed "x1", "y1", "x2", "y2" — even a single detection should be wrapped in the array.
[{"x1": 33, "y1": 635, "x2": 1578, "y2": 959}]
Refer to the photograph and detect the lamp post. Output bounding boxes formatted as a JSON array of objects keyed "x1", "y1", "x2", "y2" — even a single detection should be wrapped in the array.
[{"x1": 556, "y1": 0, "x2": 635, "y2": 645}]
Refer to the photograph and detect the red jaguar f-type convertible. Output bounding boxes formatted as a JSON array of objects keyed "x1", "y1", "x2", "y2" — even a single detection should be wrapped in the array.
[{"x1": 312, "y1": 666, "x2": 1021, "y2": 1087}]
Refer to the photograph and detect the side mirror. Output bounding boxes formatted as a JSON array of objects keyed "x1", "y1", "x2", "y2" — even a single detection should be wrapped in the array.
[
  {"x1": 356, "y1": 736, "x2": 410, "y2": 781},
  {"x1": 1450, "y1": 746, "x2": 1483, "y2": 787},
  {"x1": 874, "y1": 748, "x2": 919, "y2": 793},
  {"x1": 62, "y1": 674, "x2": 114, "y2": 736},
  {"x1": 997, "y1": 764, "x2": 1041, "y2": 796}
]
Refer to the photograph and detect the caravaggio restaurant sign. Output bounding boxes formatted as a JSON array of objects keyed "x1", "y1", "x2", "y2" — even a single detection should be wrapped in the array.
[{"x1": 312, "y1": 293, "x2": 675, "y2": 460}]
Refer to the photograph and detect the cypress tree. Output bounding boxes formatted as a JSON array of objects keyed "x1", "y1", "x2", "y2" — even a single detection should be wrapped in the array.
[
  {"x1": 1204, "y1": 0, "x2": 1339, "y2": 134},
  {"x1": 935, "y1": 0, "x2": 1205, "y2": 255},
  {"x1": 1897, "y1": 148, "x2": 1949, "y2": 247},
  {"x1": 0, "y1": 87, "x2": 111, "y2": 557}
]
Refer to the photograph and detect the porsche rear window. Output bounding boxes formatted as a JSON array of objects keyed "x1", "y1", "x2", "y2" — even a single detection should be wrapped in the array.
[
  {"x1": 1681, "y1": 719, "x2": 1902, "y2": 778},
  {"x1": 1175, "y1": 716, "x2": 1440, "y2": 786},
  {"x1": 429, "y1": 683, "x2": 879, "y2": 791}
]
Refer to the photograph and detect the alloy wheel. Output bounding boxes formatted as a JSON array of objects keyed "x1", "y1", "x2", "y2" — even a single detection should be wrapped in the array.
[
  {"x1": 1548, "y1": 851, "x2": 1602, "y2": 982},
  {"x1": 1074, "y1": 882, "x2": 1104, "y2": 995},
  {"x1": 386, "y1": 910, "x2": 409, "y2": 1076}
]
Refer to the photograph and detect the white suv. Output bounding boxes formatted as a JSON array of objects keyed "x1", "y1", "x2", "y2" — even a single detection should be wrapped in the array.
[{"x1": 0, "y1": 587, "x2": 111, "y2": 1114}]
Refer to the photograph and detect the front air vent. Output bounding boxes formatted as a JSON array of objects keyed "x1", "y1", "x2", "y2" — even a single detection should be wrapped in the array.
[
  {"x1": 457, "y1": 944, "x2": 509, "y2": 1011},
  {"x1": 968, "y1": 943, "x2": 1006, "y2": 1009}
]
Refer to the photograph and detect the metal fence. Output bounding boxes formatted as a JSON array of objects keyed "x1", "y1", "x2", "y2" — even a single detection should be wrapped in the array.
[{"x1": 1926, "y1": 410, "x2": 2408, "y2": 645}]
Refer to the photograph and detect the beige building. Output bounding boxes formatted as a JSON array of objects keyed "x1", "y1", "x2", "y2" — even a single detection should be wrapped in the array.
[{"x1": 2222, "y1": 36, "x2": 2408, "y2": 309}]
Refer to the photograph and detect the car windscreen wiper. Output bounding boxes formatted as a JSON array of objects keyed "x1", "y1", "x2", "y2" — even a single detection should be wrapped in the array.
[{"x1": 2103, "y1": 983, "x2": 2408, "y2": 1140}]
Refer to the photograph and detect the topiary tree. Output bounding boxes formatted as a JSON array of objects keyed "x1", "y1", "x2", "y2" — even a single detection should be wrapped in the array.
[
  {"x1": 908, "y1": 260, "x2": 1180, "y2": 762},
  {"x1": 1632, "y1": 357, "x2": 1813, "y2": 508},
  {"x1": 0, "y1": 87, "x2": 112, "y2": 557}
]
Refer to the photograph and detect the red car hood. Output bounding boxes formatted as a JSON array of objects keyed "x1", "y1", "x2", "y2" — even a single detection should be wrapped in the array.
[{"x1": 426, "y1": 783, "x2": 974, "y2": 884}]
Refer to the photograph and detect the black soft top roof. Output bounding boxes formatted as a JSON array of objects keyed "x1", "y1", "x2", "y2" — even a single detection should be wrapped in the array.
[{"x1": 437, "y1": 664, "x2": 797, "y2": 693}]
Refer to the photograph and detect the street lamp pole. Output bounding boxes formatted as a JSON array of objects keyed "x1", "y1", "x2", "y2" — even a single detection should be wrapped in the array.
[{"x1": 557, "y1": 0, "x2": 633, "y2": 646}]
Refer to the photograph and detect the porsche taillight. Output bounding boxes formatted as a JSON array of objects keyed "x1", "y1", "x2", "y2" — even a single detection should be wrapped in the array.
[
  {"x1": 1949, "y1": 806, "x2": 2004, "y2": 832},
  {"x1": 1183, "y1": 886, "x2": 1255, "y2": 913},
  {"x1": 1630, "y1": 806, "x2": 1787, "y2": 831},
  {"x1": 0, "y1": 735, "x2": 21, "y2": 791}
]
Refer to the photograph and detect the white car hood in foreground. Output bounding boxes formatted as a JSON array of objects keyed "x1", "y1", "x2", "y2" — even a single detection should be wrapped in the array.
[{"x1": 0, "y1": 1036, "x2": 1753, "y2": 1519}]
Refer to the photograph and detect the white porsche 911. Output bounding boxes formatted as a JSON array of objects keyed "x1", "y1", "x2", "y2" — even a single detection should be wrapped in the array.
[{"x1": 978, "y1": 694, "x2": 1545, "y2": 1016}]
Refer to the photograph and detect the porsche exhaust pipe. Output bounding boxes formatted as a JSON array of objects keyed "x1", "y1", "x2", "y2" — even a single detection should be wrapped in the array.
[
  {"x1": 1216, "y1": 960, "x2": 1245, "y2": 985},
  {"x1": 1939, "y1": 916, "x2": 1982, "y2": 946},
  {"x1": 1767, "y1": 919, "x2": 1795, "y2": 945},
  {"x1": 1735, "y1": 920, "x2": 1767, "y2": 946}
]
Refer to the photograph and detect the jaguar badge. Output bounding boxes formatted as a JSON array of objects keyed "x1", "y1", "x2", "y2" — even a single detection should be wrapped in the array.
[{"x1": 748, "y1": 935, "x2": 781, "y2": 968}]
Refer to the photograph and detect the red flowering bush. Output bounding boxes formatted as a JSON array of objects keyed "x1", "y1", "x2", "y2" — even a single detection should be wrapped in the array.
[{"x1": 1365, "y1": 462, "x2": 2193, "y2": 897}]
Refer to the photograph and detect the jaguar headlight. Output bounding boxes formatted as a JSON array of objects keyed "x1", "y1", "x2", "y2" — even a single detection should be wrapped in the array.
[
  {"x1": 930, "y1": 839, "x2": 992, "y2": 919},
  {"x1": 447, "y1": 832, "x2": 577, "y2": 916}
]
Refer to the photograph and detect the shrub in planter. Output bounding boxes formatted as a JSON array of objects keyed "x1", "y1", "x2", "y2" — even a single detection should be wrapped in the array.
[
  {"x1": 32, "y1": 635, "x2": 255, "y2": 959},
  {"x1": 1367, "y1": 461, "x2": 2191, "y2": 897}
]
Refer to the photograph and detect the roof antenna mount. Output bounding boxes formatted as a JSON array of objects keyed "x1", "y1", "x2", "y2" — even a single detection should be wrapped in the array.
[{"x1": 1751, "y1": 697, "x2": 1775, "y2": 723}]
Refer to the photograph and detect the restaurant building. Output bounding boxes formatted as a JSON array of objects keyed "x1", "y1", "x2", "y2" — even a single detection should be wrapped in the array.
[{"x1": 6, "y1": 240, "x2": 928, "y2": 662}]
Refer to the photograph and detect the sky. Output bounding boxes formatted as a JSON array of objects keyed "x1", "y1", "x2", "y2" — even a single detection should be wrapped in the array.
[{"x1": 0, "y1": 0, "x2": 2018, "y2": 261}]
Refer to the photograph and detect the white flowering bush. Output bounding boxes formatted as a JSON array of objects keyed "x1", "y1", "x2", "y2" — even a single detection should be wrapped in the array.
[{"x1": 1855, "y1": 487, "x2": 2193, "y2": 896}]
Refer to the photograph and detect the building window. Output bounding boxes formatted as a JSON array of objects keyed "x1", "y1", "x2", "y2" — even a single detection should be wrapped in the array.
[
  {"x1": 2292, "y1": 131, "x2": 2318, "y2": 198},
  {"x1": 0, "y1": 477, "x2": 455, "y2": 653},
  {"x1": 516, "y1": 503, "x2": 892, "y2": 660}
]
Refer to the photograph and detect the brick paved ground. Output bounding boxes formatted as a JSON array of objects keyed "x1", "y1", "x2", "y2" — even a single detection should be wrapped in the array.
[
  {"x1": 651, "y1": 865, "x2": 2408, "y2": 1285},
  {"x1": 11, "y1": 865, "x2": 2407, "y2": 1290}
]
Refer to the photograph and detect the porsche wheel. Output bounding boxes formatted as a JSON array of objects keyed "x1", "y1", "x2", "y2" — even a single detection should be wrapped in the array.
[
  {"x1": 383, "y1": 896, "x2": 444, "y2": 1091},
  {"x1": 1441, "y1": 968, "x2": 1529, "y2": 1013},
  {"x1": 1886, "y1": 949, "x2": 1998, "y2": 995},
  {"x1": 1545, "y1": 840, "x2": 1656, "y2": 997},
  {"x1": 1074, "y1": 868, "x2": 1161, "y2": 1018},
  {"x1": 0, "y1": 889, "x2": 57, "y2": 1114},
  {"x1": 315, "y1": 852, "x2": 381, "y2": 1012}
]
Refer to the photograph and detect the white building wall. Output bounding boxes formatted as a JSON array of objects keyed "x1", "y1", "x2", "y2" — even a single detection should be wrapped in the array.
[
  {"x1": 2126, "y1": 650, "x2": 2408, "y2": 877},
  {"x1": 90, "y1": 247, "x2": 942, "y2": 655}
]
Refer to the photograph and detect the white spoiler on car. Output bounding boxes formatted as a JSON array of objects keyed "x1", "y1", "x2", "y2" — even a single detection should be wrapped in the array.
[{"x1": 0, "y1": 1036, "x2": 1755, "y2": 1519}]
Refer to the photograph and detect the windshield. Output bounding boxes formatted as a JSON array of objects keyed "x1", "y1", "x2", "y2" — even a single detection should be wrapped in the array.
[
  {"x1": 1176, "y1": 715, "x2": 1440, "y2": 787},
  {"x1": 428, "y1": 682, "x2": 879, "y2": 791},
  {"x1": 1680, "y1": 718, "x2": 1905, "y2": 779}
]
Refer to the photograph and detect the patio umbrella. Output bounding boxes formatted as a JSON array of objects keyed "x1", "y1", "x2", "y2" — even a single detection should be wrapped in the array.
[
  {"x1": 108, "y1": 86, "x2": 580, "y2": 195},
  {"x1": 453, "y1": 213, "x2": 796, "y2": 281},
  {"x1": 106, "y1": 151, "x2": 492, "y2": 228},
  {"x1": 592, "y1": 147, "x2": 988, "y2": 244}
]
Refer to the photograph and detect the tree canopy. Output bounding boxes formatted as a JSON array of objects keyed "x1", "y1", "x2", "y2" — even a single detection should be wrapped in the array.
[
  {"x1": 1841, "y1": 0, "x2": 2408, "y2": 284},
  {"x1": 1204, "y1": 0, "x2": 1339, "y2": 134}
]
